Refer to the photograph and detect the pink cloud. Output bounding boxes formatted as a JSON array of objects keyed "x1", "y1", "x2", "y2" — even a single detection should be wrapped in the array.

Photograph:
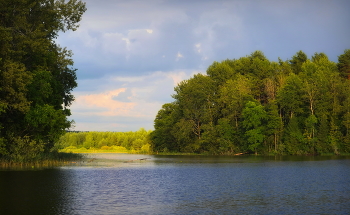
[{"x1": 76, "y1": 88, "x2": 136, "y2": 117}]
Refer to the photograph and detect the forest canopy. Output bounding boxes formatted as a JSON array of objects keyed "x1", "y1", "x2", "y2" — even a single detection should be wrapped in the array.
[
  {"x1": 150, "y1": 50, "x2": 350, "y2": 155},
  {"x1": 0, "y1": 0, "x2": 86, "y2": 161}
]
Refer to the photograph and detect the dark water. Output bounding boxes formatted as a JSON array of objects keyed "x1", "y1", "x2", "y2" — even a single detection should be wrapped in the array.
[{"x1": 1, "y1": 154, "x2": 350, "y2": 214}]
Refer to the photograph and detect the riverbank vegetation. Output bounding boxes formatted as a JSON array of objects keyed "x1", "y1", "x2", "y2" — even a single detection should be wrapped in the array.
[
  {"x1": 0, "y1": 0, "x2": 86, "y2": 163},
  {"x1": 56, "y1": 129, "x2": 152, "y2": 154},
  {"x1": 150, "y1": 50, "x2": 350, "y2": 155},
  {"x1": 0, "y1": 152, "x2": 83, "y2": 169}
]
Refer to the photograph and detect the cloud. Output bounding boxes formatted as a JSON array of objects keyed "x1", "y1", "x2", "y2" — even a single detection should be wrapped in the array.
[
  {"x1": 75, "y1": 88, "x2": 135, "y2": 117},
  {"x1": 69, "y1": 69, "x2": 200, "y2": 131},
  {"x1": 176, "y1": 52, "x2": 184, "y2": 61},
  {"x1": 58, "y1": 0, "x2": 350, "y2": 131},
  {"x1": 59, "y1": 0, "x2": 350, "y2": 74}
]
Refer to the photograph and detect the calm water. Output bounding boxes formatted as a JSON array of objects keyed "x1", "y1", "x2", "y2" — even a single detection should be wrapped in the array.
[{"x1": 1, "y1": 154, "x2": 350, "y2": 215}]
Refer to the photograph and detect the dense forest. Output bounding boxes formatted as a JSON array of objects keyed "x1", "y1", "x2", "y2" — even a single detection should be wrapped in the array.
[
  {"x1": 56, "y1": 129, "x2": 152, "y2": 153},
  {"x1": 150, "y1": 50, "x2": 350, "y2": 155},
  {"x1": 0, "y1": 0, "x2": 86, "y2": 161}
]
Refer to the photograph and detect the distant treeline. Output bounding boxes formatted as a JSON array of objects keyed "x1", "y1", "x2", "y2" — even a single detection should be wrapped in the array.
[
  {"x1": 150, "y1": 50, "x2": 350, "y2": 155},
  {"x1": 56, "y1": 128, "x2": 152, "y2": 153}
]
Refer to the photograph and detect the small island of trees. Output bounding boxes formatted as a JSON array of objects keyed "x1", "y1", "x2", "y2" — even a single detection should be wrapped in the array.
[{"x1": 150, "y1": 50, "x2": 350, "y2": 155}]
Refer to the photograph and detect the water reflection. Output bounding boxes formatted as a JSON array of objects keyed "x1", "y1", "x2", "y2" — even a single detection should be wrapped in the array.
[
  {"x1": 0, "y1": 169, "x2": 74, "y2": 214},
  {"x1": 1, "y1": 154, "x2": 350, "y2": 214}
]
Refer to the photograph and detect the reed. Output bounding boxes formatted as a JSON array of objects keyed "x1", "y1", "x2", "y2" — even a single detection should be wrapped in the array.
[{"x1": 0, "y1": 152, "x2": 84, "y2": 169}]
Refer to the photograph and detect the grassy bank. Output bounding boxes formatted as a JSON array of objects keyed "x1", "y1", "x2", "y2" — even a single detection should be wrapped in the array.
[{"x1": 0, "y1": 152, "x2": 84, "y2": 169}]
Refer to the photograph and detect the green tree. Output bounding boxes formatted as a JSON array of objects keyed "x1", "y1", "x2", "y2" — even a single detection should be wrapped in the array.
[
  {"x1": 0, "y1": 0, "x2": 86, "y2": 159},
  {"x1": 277, "y1": 73, "x2": 304, "y2": 119},
  {"x1": 304, "y1": 114, "x2": 318, "y2": 153},
  {"x1": 289, "y1": 50, "x2": 307, "y2": 74},
  {"x1": 83, "y1": 133, "x2": 94, "y2": 149},
  {"x1": 265, "y1": 101, "x2": 283, "y2": 153},
  {"x1": 242, "y1": 101, "x2": 267, "y2": 154},
  {"x1": 150, "y1": 103, "x2": 179, "y2": 152},
  {"x1": 172, "y1": 119, "x2": 197, "y2": 152},
  {"x1": 329, "y1": 117, "x2": 342, "y2": 155},
  {"x1": 173, "y1": 74, "x2": 216, "y2": 141},
  {"x1": 283, "y1": 116, "x2": 305, "y2": 154},
  {"x1": 342, "y1": 84, "x2": 350, "y2": 151},
  {"x1": 218, "y1": 74, "x2": 251, "y2": 129},
  {"x1": 206, "y1": 61, "x2": 235, "y2": 86},
  {"x1": 215, "y1": 118, "x2": 237, "y2": 154},
  {"x1": 337, "y1": 49, "x2": 350, "y2": 79}
]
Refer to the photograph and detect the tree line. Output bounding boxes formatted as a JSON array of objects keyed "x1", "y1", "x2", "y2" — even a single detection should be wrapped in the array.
[
  {"x1": 55, "y1": 129, "x2": 152, "y2": 153},
  {"x1": 150, "y1": 50, "x2": 350, "y2": 155},
  {"x1": 0, "y1": 0, "x2": 86, "y2": 161}
]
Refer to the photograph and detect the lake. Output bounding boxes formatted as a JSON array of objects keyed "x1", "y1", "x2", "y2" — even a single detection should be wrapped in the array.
[{"x1": 1, "y1": 154, "x2": 350, "y2": 214}]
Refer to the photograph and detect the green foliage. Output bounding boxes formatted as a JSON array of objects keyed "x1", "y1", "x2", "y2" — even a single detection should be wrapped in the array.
[
  {"x1": 56, "y1": 129, "x2": 153, "y2": 154},
  {"x1": 151, "y1": 50, "x2": 350, "y2": 155},
  {"x1": 289, "y1": 50, "x2": 307, "y2": 74},
  {"x1": 9, "y1": 136, "x2": 45, "y2": 162},
  {"x1": 265, "y1": 101, "x2": 282, "y2": 152},
  {"x1": 0, "y1": 0, "x2": 86, "y2": 160},
  {"x1": 173, "y1": 74, "x2": 216, "y2": 140},
  {"x1": 242, "y1": 101, "x2": 267, "y2": 153},
  {"x1": 276, "y1": 73, "x2": 304, "y2": 118},
  {"x1": 283, "y1": 117, "x2": 305, "y2": 154},
  {"x1": 215, "y1": 118, "x2": 237, "y2": 154},
  {"x1": 337, "y1": 49, "x2": 350, "y2": 79},
  {"x1": 150, "y1": 103, "x2": 179, "y2": 152}
]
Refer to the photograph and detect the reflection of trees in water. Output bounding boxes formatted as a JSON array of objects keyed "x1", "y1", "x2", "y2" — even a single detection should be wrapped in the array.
[{"x1": 0, "y1": 169, "x2": 74, "y2": 214}]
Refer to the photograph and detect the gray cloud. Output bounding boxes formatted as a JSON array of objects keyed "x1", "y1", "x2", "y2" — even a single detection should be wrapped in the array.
[
  {"x1": 112, "y1": 89, "x2": 132, "y2": 102},
  {"x1": 58, "y1": 0, "x2": 350, "y2": 80}
]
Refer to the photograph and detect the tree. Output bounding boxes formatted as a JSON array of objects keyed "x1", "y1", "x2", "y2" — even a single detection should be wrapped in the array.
[
  {"x1": 300, "y1": 55, "x2": 339, "y2": 117},
  {"x1": 304, "y1": 114, "x2": 318, "y2": 153},
  {"x1": 283, "y1": 116, "x2": 305, "y2": 154},
  {"x1": 265, "y1": 101, "x2": 283, "y2": 153},
  {"x1": 173, "y1": 74, "x2": 216, "y2": 141},
  {"x1": 337, "y1": 49, "x2": 350, "y2": 79},
  {"x1": 150, "y1": 103, "x2": 179, "y2": 152},
  {"x1": 215, "y1": 118, "x2": 237, "y2": 154},
  {"x1": 289, "y1": 50, "x2": 307, "y2": 74},
  {"x1": 342, "y1": 84, "x2": 350, "y2": 151},
  {"x1": 276, "y1": 73, "x2": 304, "y2": 119},
  {"x1": 311, "y1": 52, "x2": 328, "y2": 63},
  {"x1": 206, "y1": 61, "x2": 235, "y2": 86},
  {"x1": 83, "y1": 133, "x2": 94, "y2": 149},
  {"x1": 172, "y1": 119, "x2": 197, "y2": 152},
  {"x1": 0, "y1": 0, "x2": 86, "y2": 160},
  {"x1": 242, "y1": 101, "x2": 267, "y2": 154},
  {"x1": 218, "y1": 74, "x2": 251, "y2": 129}
]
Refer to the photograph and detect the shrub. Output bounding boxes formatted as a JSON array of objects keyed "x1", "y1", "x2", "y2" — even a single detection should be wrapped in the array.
[{"x1": 101, "y1": 146, "x2": 111, "y2": 150}]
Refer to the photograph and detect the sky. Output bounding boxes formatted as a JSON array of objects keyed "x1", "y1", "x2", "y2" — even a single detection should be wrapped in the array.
[{"x1": 56, "y1": 0, "x2": 350, "y2": 132}]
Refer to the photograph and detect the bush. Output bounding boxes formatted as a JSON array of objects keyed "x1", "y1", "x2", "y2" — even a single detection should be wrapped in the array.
[
  {"x1": 141, "y1": 143, "x2": 151, "y2": 153},
  {"x1": 111, "y1": 145, "x2": 128, "y2": 152},
  {"x1": 9, "y1": 136, "x2": 45, "y2": 162},
  {"x1": 101, "y1": 146, "x2": 111, "y2": 150}
]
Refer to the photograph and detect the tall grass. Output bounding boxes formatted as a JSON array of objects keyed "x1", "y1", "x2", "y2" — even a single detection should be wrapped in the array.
[{"x1": 0, "y1": 152, "x2": 84, "y2": 169}]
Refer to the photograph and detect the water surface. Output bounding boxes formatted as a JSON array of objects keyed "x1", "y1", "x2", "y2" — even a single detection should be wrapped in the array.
[{"x1": 1, "y1": 154, "x2": 349, "y2": 214}]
